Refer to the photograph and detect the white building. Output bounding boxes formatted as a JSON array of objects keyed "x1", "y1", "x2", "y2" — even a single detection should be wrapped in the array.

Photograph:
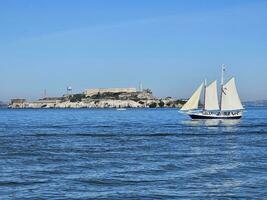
[{"x1": 84, "y1": 88, "x2": 137, "y2": 97}]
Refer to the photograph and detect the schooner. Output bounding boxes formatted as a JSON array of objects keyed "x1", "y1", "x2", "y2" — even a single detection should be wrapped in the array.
[{"x1": 181, "y1": 65, "x2": 244, "y2": 119}]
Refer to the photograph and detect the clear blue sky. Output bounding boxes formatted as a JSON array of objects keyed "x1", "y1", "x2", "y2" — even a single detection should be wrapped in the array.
[{"x1": 0, "y1": 0, "x2": 267, "y2": 101}]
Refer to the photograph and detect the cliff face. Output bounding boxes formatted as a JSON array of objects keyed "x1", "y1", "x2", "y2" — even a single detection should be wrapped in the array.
[
  {"x1": 57, "y1": 100, "x2": 142, "y2": 108},
  {"x1": 9, "y1": 90, "x2": 185, "y2": 109}
]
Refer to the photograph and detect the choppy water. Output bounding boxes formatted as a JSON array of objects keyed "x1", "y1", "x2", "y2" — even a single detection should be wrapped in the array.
[{"x1": 0, "y1": 107, "x2": 266, "y2": 199}]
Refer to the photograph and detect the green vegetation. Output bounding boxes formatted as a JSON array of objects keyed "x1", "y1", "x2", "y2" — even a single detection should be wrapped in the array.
[
  {"x1": 70, "y1": 94, "x2": 86, "y2": 102},
  {"x1": 174, "y1": 100, "x2": 187, "y2": 105},
  {"x1": 149, "y1": 102, "x2": 157, "y2": 108},
  {"x1": 144, "y1": 89, "x2": 152, "y2": 94},
  {"x1": 91, "y1": 92, "x2": 121, "y2": 100},
  {"x1": 158, "y1": 100, "x2": 165, "y2": 107}
]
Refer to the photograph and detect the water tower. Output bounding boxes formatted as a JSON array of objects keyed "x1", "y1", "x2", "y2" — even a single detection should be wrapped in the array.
[{"x1": 67, "y1": 86, "x2": 72, "y2": 95}]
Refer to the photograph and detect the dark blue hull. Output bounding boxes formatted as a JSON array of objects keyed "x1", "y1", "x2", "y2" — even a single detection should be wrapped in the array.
[{"x1": 189, "y1": 114, "x2": 242, "y2": 120}]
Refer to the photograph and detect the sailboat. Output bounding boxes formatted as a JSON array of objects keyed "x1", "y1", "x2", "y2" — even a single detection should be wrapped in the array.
[{"x1": 181, "y1": 65, "x2": 244, "y2": 119}]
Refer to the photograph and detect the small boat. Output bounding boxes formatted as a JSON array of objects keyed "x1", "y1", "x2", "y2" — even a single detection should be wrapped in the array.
[
  {"x1": 181, "y1": 65, "x2": 244, "y2": 119},
  {"x1": 116, "y1": 108, "x2": 127, "y2": 111}
]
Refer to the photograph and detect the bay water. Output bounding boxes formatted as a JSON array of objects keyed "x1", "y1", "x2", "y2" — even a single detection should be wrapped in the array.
[{"x1": 0, "y1": 107, "x2": 266, "y2": 199}]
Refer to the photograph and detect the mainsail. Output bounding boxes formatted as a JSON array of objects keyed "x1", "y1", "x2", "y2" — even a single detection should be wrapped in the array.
[
  {"x1": 204, "y1": 80, "x2": 219, "y2": 111},
  {"x1": 221, "y1": 78, "x2": 243, "y2": 111},
  {"x1": 181, "y1": 83, "x2": 203, "y2": 111}
]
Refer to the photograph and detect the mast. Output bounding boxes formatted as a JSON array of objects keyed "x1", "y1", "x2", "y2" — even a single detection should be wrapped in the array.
[
  {"x1": 219, "y1": 64, "x2": 225, "y2": 111},
  {"x1": 203, "y1": 79, "x2": 207, "y2": 111}
]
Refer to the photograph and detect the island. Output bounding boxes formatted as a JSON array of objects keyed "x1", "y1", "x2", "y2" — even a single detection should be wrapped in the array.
[{"x1": 9, "y1": 87, "x2": 186, "y2": 109}]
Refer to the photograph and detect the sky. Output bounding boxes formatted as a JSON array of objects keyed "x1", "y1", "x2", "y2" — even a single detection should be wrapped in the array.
[{"x1": 0, "y1": 0, "x2": 267, "y2": 102}]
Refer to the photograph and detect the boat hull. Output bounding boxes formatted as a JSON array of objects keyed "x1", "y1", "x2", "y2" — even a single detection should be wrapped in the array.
[{"x1": 189, "y1": 113, "x2": 242, "y2": 120}]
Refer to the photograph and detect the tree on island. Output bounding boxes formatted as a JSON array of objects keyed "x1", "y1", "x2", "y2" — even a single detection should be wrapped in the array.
[
  {"x1": 159, "y1": 100, "x2": 165, "y2": 108},
  {"x1": 149, "y1": 102, "x2": 157, "y2": 108},
  {"x1": 70, "y1": 94, "x2": 86, "y2": 102}
]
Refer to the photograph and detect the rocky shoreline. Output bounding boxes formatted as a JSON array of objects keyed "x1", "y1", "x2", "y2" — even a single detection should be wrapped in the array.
[{"x1": 9, "y1": 98, "x2": 185, "y2": 109}]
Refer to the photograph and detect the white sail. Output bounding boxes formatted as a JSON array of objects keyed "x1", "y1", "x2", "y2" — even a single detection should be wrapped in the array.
[
  {"x1": 221, "y1": 78, "x2": 243, "y2": 111},
  {"x1": 205, "y1": 80, "x2": 219, "y2": 111},
  {"x1": 181, "y1": 83, "x2": 203, "y2": 111}
]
